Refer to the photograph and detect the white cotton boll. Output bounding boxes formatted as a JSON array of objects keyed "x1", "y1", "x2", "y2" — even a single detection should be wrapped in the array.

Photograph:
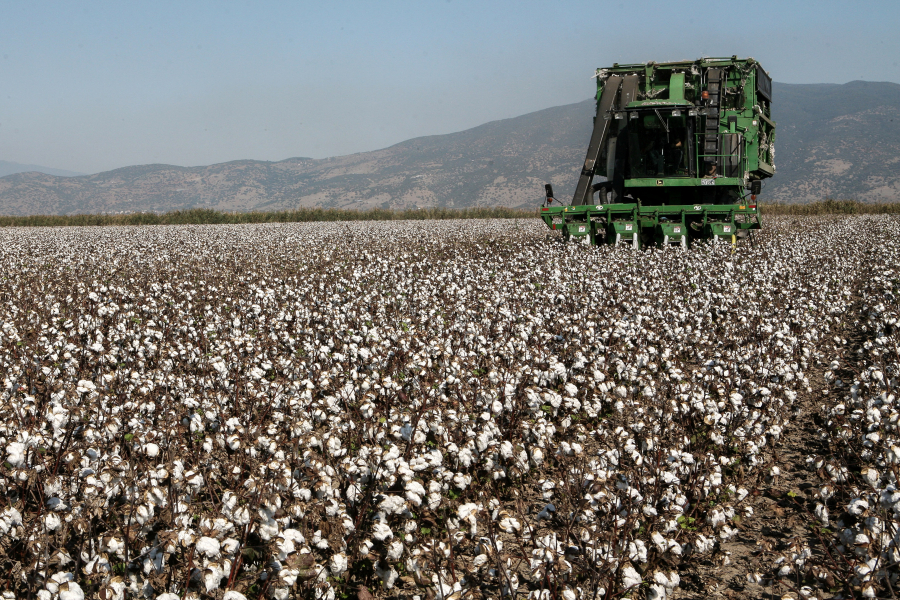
[
  {"x1": 499, "y1": 517, "x2": 521, "y2": 533},
  {"x1": 473, "y1": 554, "x2": 489, "y2": 568},
  {"x1": 862, "y1": 468, "x2": 880, "y2": 487},
  {"x1": 44, "y1": 512, "x2": 62, "y2": 531},
  {"x1": 621, "y1": 565, "x2": 642, "y2": 590},
  {"x1": 6, "y1": 442, "x2": 26, "y2": 467},
  {"x1": 327, "y1": 436, "x2": 343, "y2": 456},
  {"x1": 707, "y1": 509, "x2": 725, "y2": 529},
  {"x1": 814, "y1": 504, "x2": 829, "y2": 526},
  {"x1": 223, "y1": 592, "x2": 248, "y2": 600},
  {"x1": 386, "y1": 540, "x2": 404, "y2": 562},
  {"x1": 203, "y1": 563, "x2": 225, "y2": 592},
  {"x1": 458, "y1": 503, "x2": 479, "y2": 521},
  {"x1": 457, "y1": 447, "x2": 475, "y2": 468},
  {"x1": 378, "y1": 495, "x2": 407, "y2": 515},
  {"x1": 222, "y1": 538, "x2": 240, "y2": 555},
  {"x1": 196, "y1": 536, "x2": 221, "y2": 559},
  {"x1": 232, "y1": 506, "x2": 251, "y2": 526},
  {"x1": 331, "y1": 553, "x2": 348, "y2": 575},
  {"x1": 144, "y1": 443, "x2": 160, "y2": 458},
  {"x1": 405, "y1": 481, "x2": 426, "y2": 506},
  {"x1": 693, "y1": 535, "x2": 715, "y2": 554},
  {"x1": 531, "y1": 448, "x2": 543, "y2": 466},
  {"x1": 374, "y1": 562, "x2": 398, "y2": 589},
  {"x1": 278, "y1": 568, "x2": 300, "y2": 587},
  {"x1": 76, "y1": 380, "x2": 96, "y2": 394},
  {"x1": 47, "y1": 571, "x2": 75, "y2": 594},
  {"x1": 500, "y1": 440, "x2": 514, "y2": 459},
  {"x1": 848, "y1": 498, "x2": 869, "y2": 516},
  {"x1": 628, "y1": 540, "x2": 647, "y2": 563},
  {"x1": 48, "y1": 573, "x2": 84, "y2": 600},
  {"x1": 312, "y1": 530, "x2": 330, "y2": 550},
  {"x1": 134, "y1": 504, "x2": 153, "y2": 525},
  {"x1": 372, "y1": 522, "x2": 393, "y2": 541},
  {"x1": 651, "y1": 532, "x2": 666, "y2": 552}
]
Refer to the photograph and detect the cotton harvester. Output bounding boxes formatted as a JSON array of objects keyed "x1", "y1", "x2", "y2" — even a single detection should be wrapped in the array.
[{"x1": 541, "y1": 57, "x2": 775, "y2": 247}]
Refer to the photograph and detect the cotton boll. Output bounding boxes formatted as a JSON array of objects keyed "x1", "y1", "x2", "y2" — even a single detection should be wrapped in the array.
[
  {"x1": 221, "y1": 538, "x2": 240, "y2": 555},
  {"x1": 621, "y1": 565, "x2": 642, "y2": 590},
  {"x1": 405, "y1": 480, "x2": 426, "y2": 506},
  {"x1": 278, "y1": 568, "x2": 300, "y2": 587},
  {"x1": 386, "y1": 540, "x2": 404, "y2": 562},
  {"x1": 6, "y1": 442, "x2": 26, "y2": 468},
  {"x1": 848, "y1": 498, "x2": 869, "y2": 516},
  {"x1": 202, "y1": 563, "x2": 225, "y2": 592},
  {"x1": 58, "y1": 582, "x2": 85, "y2": 600},
  {"x1": 196, "y1": 536, "x2": 221, "y2": 559},
  {"x1": 44, "y1": 512, "x2": 62, "y2": 531},
  {"x1": 330, "y1": 553, "x2": 348, "y2": 575},
  {"x1": 374, "y1": 561, "x2": 398, "y2": 589},
  {"x1": 499, "y1": 516, "x2": 521, "y2": 533},
  {"x1": 372, "y1": 522, "x2": 393, "y2": 541}
]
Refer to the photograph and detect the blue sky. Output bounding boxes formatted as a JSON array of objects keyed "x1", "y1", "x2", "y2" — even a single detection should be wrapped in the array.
[{"x1": 2, "y1": 0, "x2": 898, "y2": 174}]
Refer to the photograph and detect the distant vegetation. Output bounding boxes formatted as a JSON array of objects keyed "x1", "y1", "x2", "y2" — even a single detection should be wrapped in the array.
[
  {"x1": 1, "y1": 201, "x2": 897, "y2": 227},
  {"x1": 762, "y1": 199, "x2": 900, "y2": 215},
  {"x1": 0, "y1": 206, "x2": 535, "y2": 227}
]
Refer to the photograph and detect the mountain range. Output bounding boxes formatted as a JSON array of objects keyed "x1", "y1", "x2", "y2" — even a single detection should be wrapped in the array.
[
  {"x1": 0, "y1": 160, "x2": 84, "y2": 179},
  {"x1": 1, "y1": 81, "x2": 899, "y2": 215}
]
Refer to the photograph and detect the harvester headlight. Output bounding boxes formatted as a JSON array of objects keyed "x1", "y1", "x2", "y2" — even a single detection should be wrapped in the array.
[
  {"x1": 629, "y1": 112, "x2": 638, "y2": 119},
  {"x1": 672, "y1": 110, "x2": 682, "y2": 117},
  {"x1": 688, "y1": 109, "x2": 698, "y2": 116},
  {"x1": 614, "y1": 113, "x2": 625, "y2": 120}
]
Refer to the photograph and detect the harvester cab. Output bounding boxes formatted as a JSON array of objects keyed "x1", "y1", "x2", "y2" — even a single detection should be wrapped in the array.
[{"x1": 541, "y1": 57, "x2": 775, "y2": 248}]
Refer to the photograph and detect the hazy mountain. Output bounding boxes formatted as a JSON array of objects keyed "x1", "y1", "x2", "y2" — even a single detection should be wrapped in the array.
[
  {"x1": 0, "y1": 160, "x2": 85, "y2": 178},
  {"x1": 768, "y1": 81, "x2": 900, "y2": 202},
  {"x1": 1, "y1": 80, "x2": 898, "y2": 215}
]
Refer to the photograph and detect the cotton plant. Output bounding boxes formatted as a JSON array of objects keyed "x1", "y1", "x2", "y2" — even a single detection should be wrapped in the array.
[
  {"x1": 770, "y1": 233, "x2": 900, "y2": 599},
  {"x1": 0, "y1": 216, "x2": 883, "y2": 597}
]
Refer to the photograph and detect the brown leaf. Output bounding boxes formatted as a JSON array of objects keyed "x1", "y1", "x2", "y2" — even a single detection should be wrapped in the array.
[
  {"x1": 286, "y1": 552, "x2": 315, "y2": 570},
  {"x1": 357, "y1": 585, "x2": 376, "y2": 600}
]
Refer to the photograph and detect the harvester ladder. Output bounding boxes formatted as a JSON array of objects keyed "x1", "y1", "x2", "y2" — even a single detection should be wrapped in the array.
[{"x1": 703, "y1": 68, "x2": 722, "y2": 176}]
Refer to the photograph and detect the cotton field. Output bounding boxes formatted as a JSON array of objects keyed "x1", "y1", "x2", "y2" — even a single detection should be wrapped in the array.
[{"x1": 0, "y1": 216, "x2": 897, "y2": 600}]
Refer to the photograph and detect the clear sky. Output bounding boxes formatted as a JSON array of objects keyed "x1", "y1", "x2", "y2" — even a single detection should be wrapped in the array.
[{"x1": 2, "y1": 0, "x2": 898, "y2": 174}]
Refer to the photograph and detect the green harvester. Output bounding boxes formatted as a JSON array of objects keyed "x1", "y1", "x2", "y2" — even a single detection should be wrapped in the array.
[{"x1": 541, "y1": 56, "x2": 775, "y2": 247}]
